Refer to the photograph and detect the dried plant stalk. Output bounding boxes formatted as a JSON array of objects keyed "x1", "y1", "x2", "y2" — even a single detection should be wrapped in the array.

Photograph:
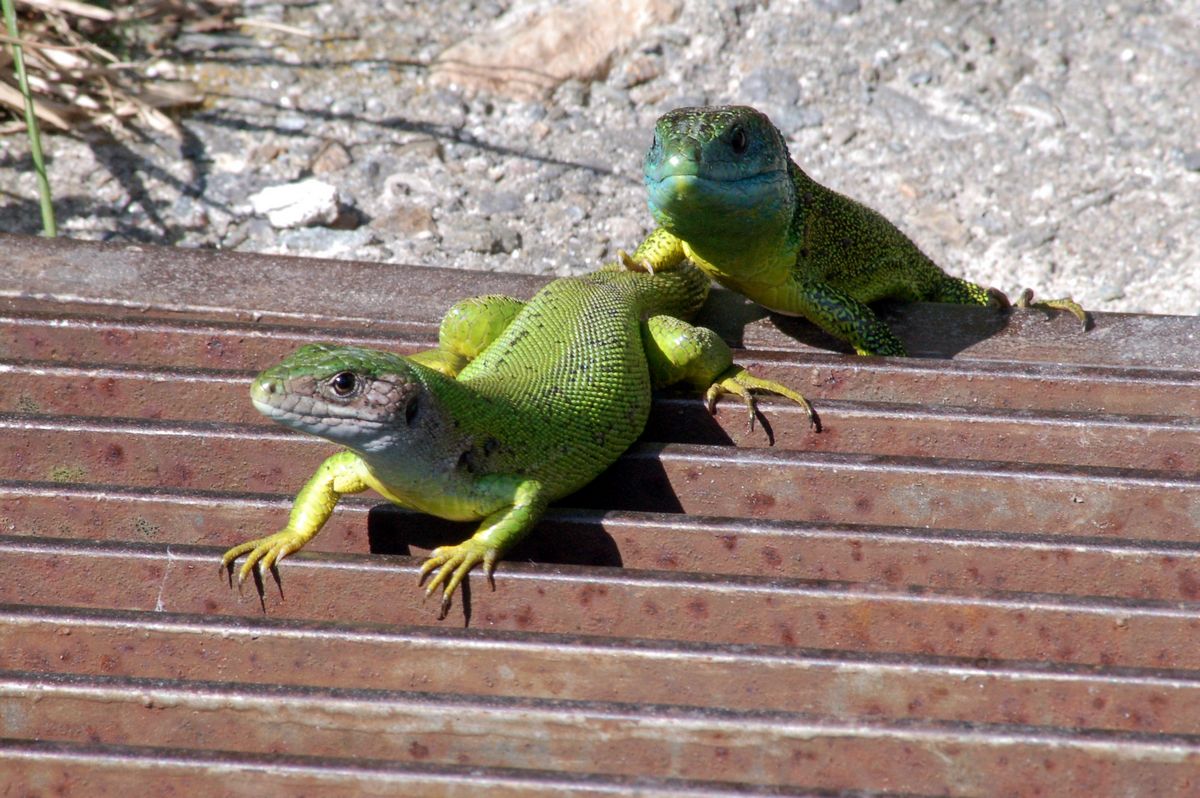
[{"x1": 0, "y1": 0, "x2": 238, "y2": 135}]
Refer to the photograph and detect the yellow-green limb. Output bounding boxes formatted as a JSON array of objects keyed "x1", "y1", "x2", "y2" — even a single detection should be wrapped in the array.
[
  {"x1": 1, "y1": 0, "x2": 55, "y2": 237},
  {"x1": 618, "y1": 227, "x2": 686, "y2": 274},
  {"x1": 419, "y1": 476, "x2": 546, "y2": 620},
  {"x1": 642, "y1": 314, "x2": 818, "y2": 432},
  {"x1": 1013, "y1": 288, "x2": 1090, "y2": 330},
  {"x1": 220, "y1": 450, "x2": 370, "y2": 584},
  {"x1": 408, "y1": 294, "x2": 527, "y2": 378}
]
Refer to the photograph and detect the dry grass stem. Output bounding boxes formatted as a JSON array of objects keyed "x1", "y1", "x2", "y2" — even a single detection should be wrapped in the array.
[{"x1": 0, "y1": 0, "x2": 240, "y2": 136}]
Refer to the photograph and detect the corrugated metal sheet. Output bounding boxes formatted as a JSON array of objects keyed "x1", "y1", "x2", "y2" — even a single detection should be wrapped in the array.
[{"x1": 1, "y1": 233, "x2": 1198, "y2": 795}]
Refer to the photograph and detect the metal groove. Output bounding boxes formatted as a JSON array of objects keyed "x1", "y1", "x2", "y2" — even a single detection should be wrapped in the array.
[
  {"x1": 6, "y1": 358, "x2": 1199, "y2": 468},
  {"x1": 6, "y1": 604, "x2": 1200, "y2": 734},
  {"x1": 4, "y1": 537, "x2": 1200, "y2": 671},
  {"x1": 0, "y1": 738, "x2": 838, "y2": 798},
  {"x1": 6, "y1": 480, "x2": 1200, "y2": 601}
]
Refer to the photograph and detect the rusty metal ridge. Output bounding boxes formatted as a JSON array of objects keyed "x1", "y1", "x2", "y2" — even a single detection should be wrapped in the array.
[
  {"x1": 6, "y1": 602, "x2": 1200, "y2": 686},
  {"x1": 7, "y1": 304, "x2": 1200, "y2": 382},
  {"x1": 8, "y1": 358, "x2": 1198, "y2": 429},
  {"x1": 0, "y1": 233, "x2": 549, "y2": 326},
  {"x1": 2, "y1": 535, "x2": 1197, "y2": 618},
  {"x1": 9, "y1": 603, "x2": 1200, "y2": 736},
  {"x1": 5, "y1": 671, "x2": 1200, "y2": 795},
  {"x1": 5, "y1": 538, "x2": 1198, "y2": 667},
  {"x1": 0, "y1": 739, "x2": 817, "y2": 798},
  {"x1": 7, "y1": 478, "x2": 1200, "y2": 557},
  {"x1": 9, "y1": 360, "x2": 1199, "y2": 468},
  {"x1": 0, "y1": 308, "x2": 435, "y2": 346},
  {"x1": 4, "y1": 233, "x2": 1199, "y2": 370},
  {"x1": 6, "y1": 413, "x2": 1198, "y2": 487},
  {"x1": 8, "y1": 668, "x2": 1200, "y2": 751},
  {"x1": 7, "y1": 357, "x2": 1190, "y2": 427},
  {"x1": 8, "y1": 481, "x2": 1200, "y2": 600}
]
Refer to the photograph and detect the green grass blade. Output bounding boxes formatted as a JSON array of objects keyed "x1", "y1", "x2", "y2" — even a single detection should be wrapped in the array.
[{"x1": 2, "y1": 0, "x2": 56, "y2": 237}]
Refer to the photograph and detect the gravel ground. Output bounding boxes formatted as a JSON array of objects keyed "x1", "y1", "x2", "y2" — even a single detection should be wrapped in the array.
[{"x1": 1, "y1": 0, "x2": 1197, "y2": 315}]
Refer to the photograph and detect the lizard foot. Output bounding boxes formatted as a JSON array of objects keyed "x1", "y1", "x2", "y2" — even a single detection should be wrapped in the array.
[
  {"x1": 617, "y1": 249, "x2": 654, "y2": 274},
  {"x1": 705, "y1": 366, "x2": 819, "y2": 434},
  {"x1": 220, "y1": 529, "x2": 308, "y2": 586},
  {"x1": 1013, "y1": 288, "x2": 1090, "y2": 330},
  {"x1": 419, "y1": 539, "x2": 500, "y2": 620}
]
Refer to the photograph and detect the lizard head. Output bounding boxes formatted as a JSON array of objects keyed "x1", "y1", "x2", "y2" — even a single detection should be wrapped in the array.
[
  {"x1": 250, "y1": 343, "x2": 427, "y2": 452},
  {"x1": 643, "y1": 105, "x2": 794, "y2": 242}
]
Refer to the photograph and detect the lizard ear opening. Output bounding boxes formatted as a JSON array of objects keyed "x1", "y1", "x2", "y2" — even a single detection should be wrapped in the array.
[
  {"x1": 730, "y1": 126, "x2": 748, "y2": 155},
  {"x1": 404, "y1": 394, "x2": 420, "y2": 426}
]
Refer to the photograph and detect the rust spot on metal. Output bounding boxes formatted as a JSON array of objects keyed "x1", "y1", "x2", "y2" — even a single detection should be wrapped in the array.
[
  {"x1": 577, "y1": 584, "x2": 607, "y2": 607},
  {"x1": 654, "y1": 551, "x2": 679, "y2": 568},
  {"x1": 743, "y1": 491, "x2": 776, "y2": 515}
]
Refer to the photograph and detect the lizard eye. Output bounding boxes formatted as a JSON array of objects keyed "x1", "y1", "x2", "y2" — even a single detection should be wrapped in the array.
[
  {"x1": 730, "y1": 126, "x2": 748, "y2": 154},
  {"x1": 329, "y1": 371, "x2": 358, "y2": 397}
]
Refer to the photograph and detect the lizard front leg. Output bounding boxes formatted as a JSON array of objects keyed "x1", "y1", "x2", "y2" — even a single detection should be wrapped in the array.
[
  {"x1": 220, "y1": 450, "x2": 372, "y2": 584},
  {"x1": 419, "y1": 476, "x2": 547, "y2": 619},
  {"x1": 408, "y1": 294, "x2": 527, "y2": 377},
  {"x1": 929, "y1": 274, "x2": 1089, "y2": 329},
  {"x1": 642, "y1": 315, "x2": 817, "y2": 432},
  {"x1": 784, "y1": 276, "x2": 908, "y2": 357}
]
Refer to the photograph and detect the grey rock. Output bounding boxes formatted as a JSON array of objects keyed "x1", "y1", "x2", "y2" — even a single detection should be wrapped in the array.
[
  {"x1": 279, "y1": 226, "x2": 378, "y2": 258},
  {"x1": 1007, "y1": 223, "x2": 1059, "y2": 252},
  {"x1": 478, "y1": 190, "x2": 524, "y2": 216},
  {"x1": 814, "y1": 0, "x2": 860, "y2": 14},
  {"x1": 442, "y1": 217, "x2": 522, "y2": 254},
  {"x1": 373, "y1": 204, "x2": 438, "y2": 239},
  {"x1": 277, "y1": 114, "x2": 309, "y2": 133},
  {"x1": 739, "y1": 68, "x2": 801, "y2": 107}
]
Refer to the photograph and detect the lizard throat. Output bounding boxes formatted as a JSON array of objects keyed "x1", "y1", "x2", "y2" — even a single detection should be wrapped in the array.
[{"x1": 646, "y1": 171, "x2": 793, "y2": 240}]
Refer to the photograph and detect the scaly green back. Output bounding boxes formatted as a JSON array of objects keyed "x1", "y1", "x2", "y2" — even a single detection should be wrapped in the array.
[{"x1": 454, "y1": 264, "x2": 709, "y2": 496}]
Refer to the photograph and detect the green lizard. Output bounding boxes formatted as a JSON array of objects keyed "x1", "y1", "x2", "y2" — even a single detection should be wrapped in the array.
[
  {"x1": 625, "y1": 104, "x2": 1086, "y2": 357},
  {"x1": 220, "y1": 259, "x2": 810, "y2": 618}
]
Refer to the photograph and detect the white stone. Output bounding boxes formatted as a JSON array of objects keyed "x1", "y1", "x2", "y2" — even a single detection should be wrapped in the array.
[{"x1": 248, "y1": 179, "x2": 339, "y2": 228}]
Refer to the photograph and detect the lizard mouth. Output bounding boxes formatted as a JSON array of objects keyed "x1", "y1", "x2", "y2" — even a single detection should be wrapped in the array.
[
  {"x1": 645, "y1": 170, "x2": 788, "y2": 214},
  {"x1": 251, "y1": 386, "x2": 386, "y2": 441}
]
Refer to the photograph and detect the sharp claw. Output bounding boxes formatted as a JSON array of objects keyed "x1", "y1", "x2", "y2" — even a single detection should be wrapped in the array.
[{"x1": 617, "y1": 249, "x2": 654, "y2": 274}]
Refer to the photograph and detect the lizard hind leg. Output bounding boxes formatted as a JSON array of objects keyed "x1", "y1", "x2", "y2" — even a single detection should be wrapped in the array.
[
  {"x1": 408, "y1": 294, "x2": 527, "y2": 377},
  {"x1": 642, "y1": 315, "x2": 818, "y2": 435}
]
